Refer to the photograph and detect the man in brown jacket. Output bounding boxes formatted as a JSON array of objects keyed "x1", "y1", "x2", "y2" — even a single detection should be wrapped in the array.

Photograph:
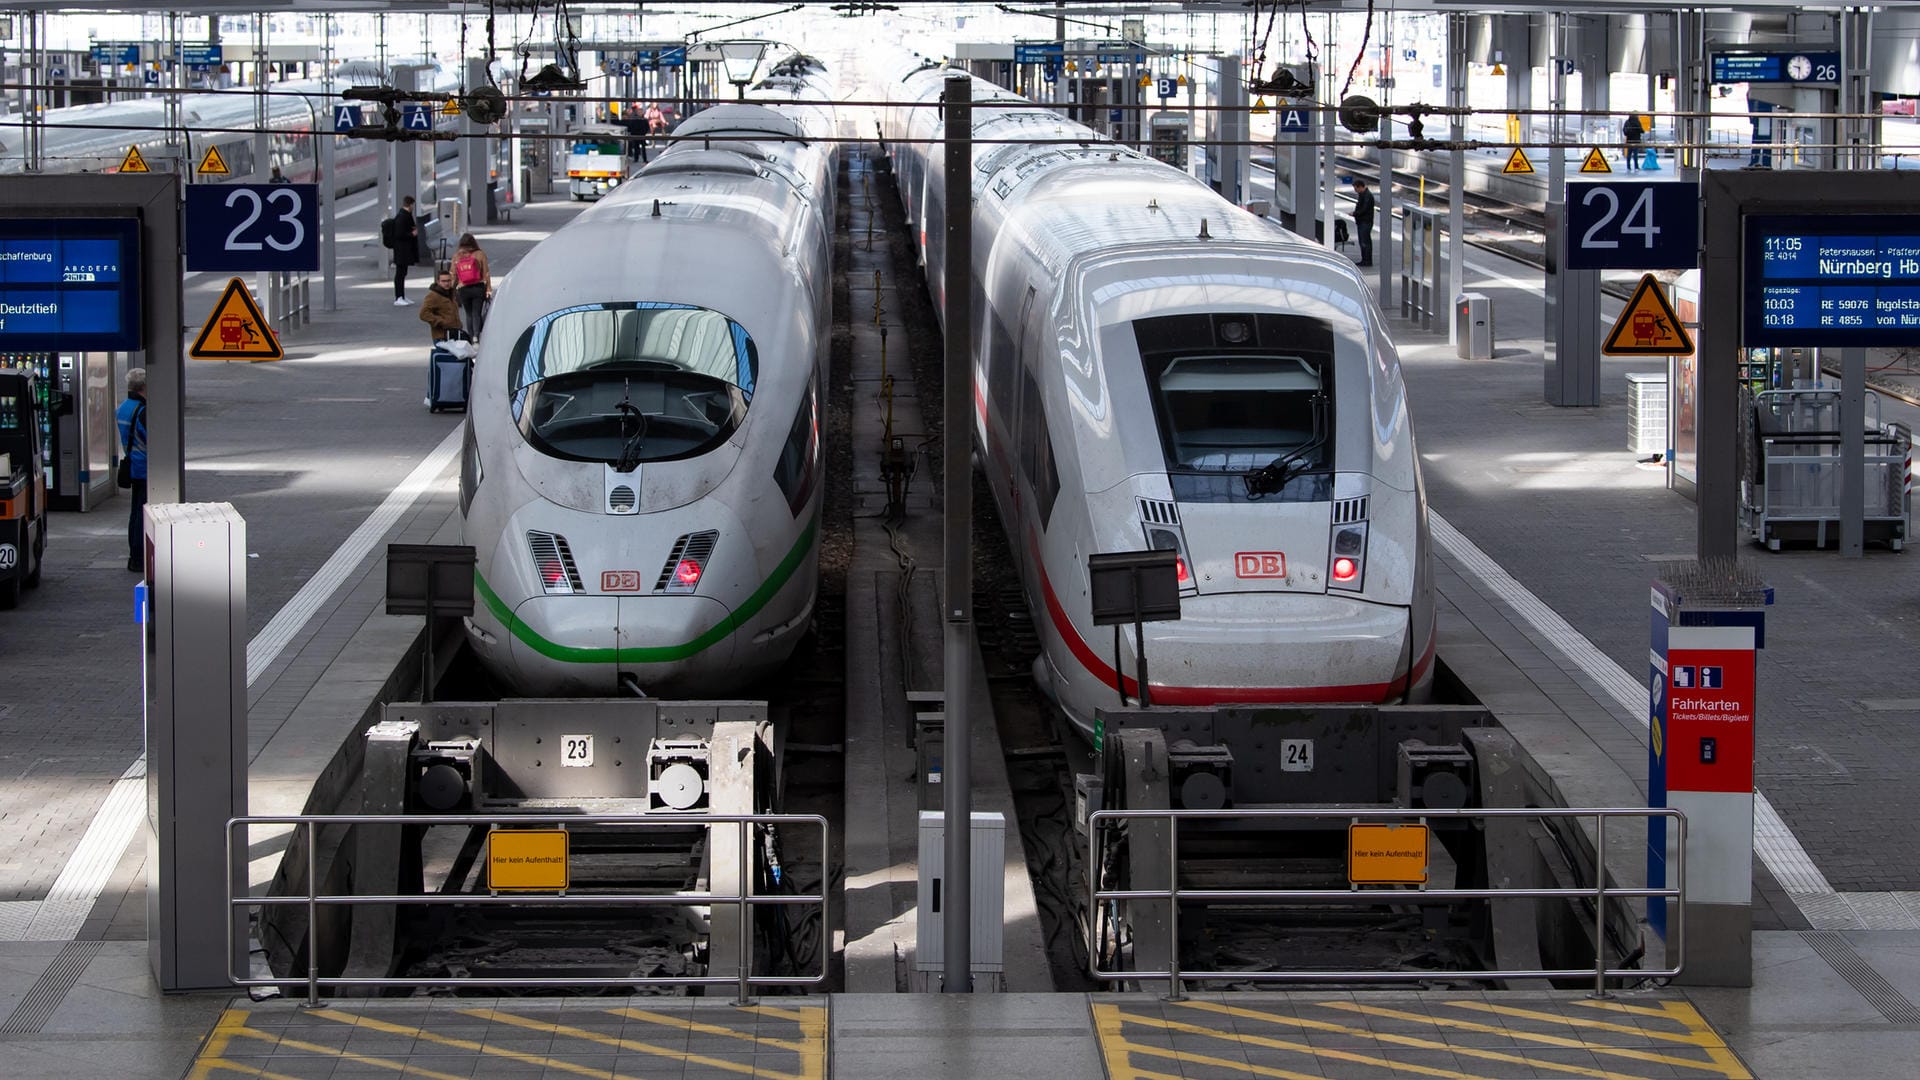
[{"x1": 419, "y1": 270, "x2": 464, "y2": 342}]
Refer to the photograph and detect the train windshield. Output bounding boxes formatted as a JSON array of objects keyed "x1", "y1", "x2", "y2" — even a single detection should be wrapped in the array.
[
  {"x1": 508, "y1": 302, "x2": 757, "y2": 468},
  {"x1": 1135, "y1": 313, "x2": 1334, "y2": 488}
]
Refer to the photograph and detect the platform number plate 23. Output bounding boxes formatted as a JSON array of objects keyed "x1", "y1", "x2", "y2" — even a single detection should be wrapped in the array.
[
  {"x1": 184, "y1": 183, "x2": 320, "y2": 273},
  {"x1": 1281, "y1": 738, "x2": 1314, "y2": 772},
  {"x1": 561, "y1": 734, "x2": 594, "y2": 768}
]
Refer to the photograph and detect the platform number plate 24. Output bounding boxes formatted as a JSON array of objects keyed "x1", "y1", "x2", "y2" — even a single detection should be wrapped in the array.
[
  {"x1": 1563, "y1": 180, "x2": 1698, "y2": 271},
  {"x1": 561, "y1": 734, "x2": 594, "y2": 768},
  {"x1": 1281, "y1": 738, "x2": 1314, "y2": 772}
]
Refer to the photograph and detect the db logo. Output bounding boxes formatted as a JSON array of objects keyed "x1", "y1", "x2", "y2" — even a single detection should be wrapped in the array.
[
  {"x1": 600, "y1": 570, "x2": 644, "y2": 592},
  {"x1": 1235, "y1": 552, "x2": 1287, "y2": 578}
]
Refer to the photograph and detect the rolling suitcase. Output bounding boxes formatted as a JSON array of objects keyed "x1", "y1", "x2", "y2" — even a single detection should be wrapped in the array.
[{"x1": 427, "y1": 331, "x2": 474, "y2": 413}]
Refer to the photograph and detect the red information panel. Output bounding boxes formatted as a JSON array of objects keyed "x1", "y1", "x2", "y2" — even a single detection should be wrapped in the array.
[{"x1": 1665, "y1": 646, "x2": 1756, "y2": 793}]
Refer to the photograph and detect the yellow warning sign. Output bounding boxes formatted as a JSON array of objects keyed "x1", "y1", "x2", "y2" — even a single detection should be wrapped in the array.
[
  {"x1": 441, "y1": 96, "x2": 461, "y2": 116},
  {"x1": 118, "y1": 145, "x2": 150, "y2": 173},
  {"x1": 189, "y1": 278, "x2": 283, "y2": 362},
  {"x1": 1490, "y1": 63, "x2": 1506, "y2": 77},
  {"x1": 196, "y1": 144, "x2": 231, "y2": 176},
  {"x1": 1349, "y1": 823, "x2": 1429, "y2": 885},
  {"x1": 1604, "y1": 274, "x2": 1695, "y2": 357},
  {"x1": 487, "y1": 828, "x2": 569, "y2": 891},
  {"x1": 1502, "y1": 146, "x2": 1535, "y2": 175},
  {"x1": 1580, "y1": 147, "x2": 1612, "y2": 174}
]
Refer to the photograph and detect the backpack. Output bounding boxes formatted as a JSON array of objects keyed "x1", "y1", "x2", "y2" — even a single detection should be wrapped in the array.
[
  {"x1": 454, "y1": 252, "x2": 482, "y2": 286},
  {"x1": 380, "y1": 215, "x2": 398, "y2": 249}
]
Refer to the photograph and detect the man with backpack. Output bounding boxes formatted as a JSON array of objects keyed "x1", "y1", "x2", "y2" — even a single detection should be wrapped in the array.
[
  {"x1": 383, "y1": 196, "x2": 420, "y2": 306},
  {"x1": 115, "y1": 369, "x2": 147, "y2": 573}
]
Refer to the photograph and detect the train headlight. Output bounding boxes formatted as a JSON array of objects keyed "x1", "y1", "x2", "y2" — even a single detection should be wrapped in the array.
[
  {"x1": 527, "y1": 531, "x2": 583, "y2": 595},
  {"x1": 1145, "y1": 526, "x2": 1197, "y2": 594},
  {"x1": 657, "y1": 530, "x2": 719, "y2": 594},
  {"x1": 673, "y1": 558, "x2": 704, "y2": 587},
  {"x1": 1328, "y1": 523, "x2": 1367, "y2": 590}
]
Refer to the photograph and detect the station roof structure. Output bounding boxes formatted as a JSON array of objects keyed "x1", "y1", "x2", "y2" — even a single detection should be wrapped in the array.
[{"x1": 0, "y1": 0, "x2": 1864, "y2": 13}]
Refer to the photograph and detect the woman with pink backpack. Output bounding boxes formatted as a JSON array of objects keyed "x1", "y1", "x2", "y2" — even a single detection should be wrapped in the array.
[{"x1": 451, "y1": 233, "x2": 492, "y2": 337}]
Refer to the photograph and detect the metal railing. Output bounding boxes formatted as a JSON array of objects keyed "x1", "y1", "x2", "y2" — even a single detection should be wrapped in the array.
[
  {"x1": 227, "y1": 812, "x2": 828, "y2": 1007},
  {"x1": 1089, "y1": 806, "x2": 1685, "y2": 1000},
  {"x1": 263, "y1": 271, "x2": 311, "y2": 336}
]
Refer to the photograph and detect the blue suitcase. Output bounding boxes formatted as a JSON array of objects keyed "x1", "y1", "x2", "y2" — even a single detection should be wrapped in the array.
[{"x1": 427, "y1": 333, "x2": 473, "y2": 413}]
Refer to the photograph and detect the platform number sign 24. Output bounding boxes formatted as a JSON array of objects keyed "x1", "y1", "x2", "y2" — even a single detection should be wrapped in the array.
[
  {"x1": 184, "y1": 183, "x2": 320, "y2": 273},
  {"x1": 1564, "y1": 180, "x2": 1699, "y2": 271}
]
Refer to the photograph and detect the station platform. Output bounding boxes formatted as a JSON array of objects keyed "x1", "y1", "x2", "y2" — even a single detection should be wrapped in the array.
[{"x1": 5, "y1": 154, "x2": 1920, "y2": 1079}]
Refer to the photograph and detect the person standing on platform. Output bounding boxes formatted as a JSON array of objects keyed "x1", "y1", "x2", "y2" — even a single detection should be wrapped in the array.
[
  {"x1": 115, "y1": 368, "x2": 147, "y2": 573},
  {"x1": 268, "y1": 165, "x2": 291, "y2": 184},
  {"x1": 1352, "y1": 178, "x2": 1376, "y2": 267},
  {"x1": 419, "y1": 271, "x2": 463, "y2": 342},
  {"x1": 452, "y1": 233, "x2": 492, "y2": 337},
  {"x1": 1623, "y1": 114, "x2": 1645, "y2": 171},
  {"x1": 390, "y1": 196, "x2": 420, "y2": 306}
]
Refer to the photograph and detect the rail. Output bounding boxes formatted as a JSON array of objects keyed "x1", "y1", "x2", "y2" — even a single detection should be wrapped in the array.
[
  {"x1": 1088, "y1": 805, "x2": 1685, "y2": 1000},
  {"x1": 227, "y1": 811, "x2": 829, "y2": 1007}
]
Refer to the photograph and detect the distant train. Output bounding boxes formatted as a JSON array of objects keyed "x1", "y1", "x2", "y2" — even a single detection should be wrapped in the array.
[
  {"x1": 0, "y1": 64, "x2": 466, "y2": 196},
  {"x1": 881, "y1": 58, "x2": 1435, "y2": 735},
  {"x1": 458, "y1": 56, "x2": 839, "y2": 696}
]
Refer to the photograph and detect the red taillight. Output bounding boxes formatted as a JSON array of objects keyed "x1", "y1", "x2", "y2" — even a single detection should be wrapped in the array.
[
  {"x1": 540, "y1": 564, "x2": 566, "y2": 586},
  {"x1": 1176, "y1": 556, "x2": 1190, "y2": 584},
  {"x1": 1332, "y1": 556, "x2": 1359, "y2": 582},
  {"x1": 673, "y1": 558, "x2": 703, "y2": 586}
]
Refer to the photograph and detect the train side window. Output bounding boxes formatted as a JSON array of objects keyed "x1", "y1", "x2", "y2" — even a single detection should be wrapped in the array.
[
  {"x1": 987, "y1": 313, "x2": 1015, "y2": 425},
  {"x1": 771, "y1": 380, "x2": 818, "y2": 516}
]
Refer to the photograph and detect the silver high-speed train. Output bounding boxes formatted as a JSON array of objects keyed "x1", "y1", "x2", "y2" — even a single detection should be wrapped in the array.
[
  {"x1": 881, "y1": 59, "x2": 1434, "y2": 735},
  {"x1": 459, "y1": 58, "x2": 837, "y2": 696}
]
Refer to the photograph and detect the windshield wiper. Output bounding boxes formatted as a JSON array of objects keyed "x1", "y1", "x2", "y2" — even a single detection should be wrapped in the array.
[
  {"x1": 1243, "y1": 391, "x2": 1328, "y2": 499},
  {"x1": 614, "y1": 377, "x2": 647, "y2": 473}
]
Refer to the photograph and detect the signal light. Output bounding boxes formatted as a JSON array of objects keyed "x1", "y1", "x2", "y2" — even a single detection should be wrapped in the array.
[
  {"x1": 673, "y1": 558, "x2": 704, "y2": 587},
  {"x1": 1332, "y1": 557, "x2": 1359, "y2": 582}
]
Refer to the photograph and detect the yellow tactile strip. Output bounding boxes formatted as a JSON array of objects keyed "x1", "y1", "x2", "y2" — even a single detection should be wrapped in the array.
[
  {"x1": 1093, "y1": 993, "x2": 1752, "y2": 1080},
  {"x1": 186, "y1": 997, "x2": 827, "y2": 1080}
]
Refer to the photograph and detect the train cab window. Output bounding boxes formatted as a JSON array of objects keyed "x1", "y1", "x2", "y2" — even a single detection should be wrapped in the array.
[
  {"x1": 508, "y1": 302, "x2": 758, "y2": 468},
  {"x1": 1135, "y1": 313, "x2": 1335, "y2": 493}
]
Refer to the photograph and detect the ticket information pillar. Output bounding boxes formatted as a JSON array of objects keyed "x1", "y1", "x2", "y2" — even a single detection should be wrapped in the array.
[{"x1": 1648, "y1": 569, "x2": 1770, "y2": 987}]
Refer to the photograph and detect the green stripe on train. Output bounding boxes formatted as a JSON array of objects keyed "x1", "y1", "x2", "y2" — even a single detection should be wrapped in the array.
[{"x1": 473, "y1": 520, "x2": 817, "y2": 665}]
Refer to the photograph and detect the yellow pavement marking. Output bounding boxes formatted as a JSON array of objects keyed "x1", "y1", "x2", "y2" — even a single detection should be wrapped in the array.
[
  {"x1": 185, "y1": 1009, "x2": 249, "y2": 1080},
  {"x1": 1092, "y1": 1003, "x2": 1325, "y2": 1080},
  {"x1": 1446, "y1": 1000, "x2": 1710, "y2": 1046},
  {"x1": 308, "y1": 1007, "x2": 644, "y2": 1080},
  {"x1": 741, "y1": 1002, "x2": 816, "y2": 1021},
  {"x1": 1576, "y1": 998, "x2": 1683, "y2": 1020},
  {"x1": 193, "y1": 1061, "x2": 325, "y2": 1080},
  {"x1": 1177, "y1": 999, "x2": 1653, "y2": 1080},
  {"x1": 1589, "y1": 1001, "x2": 1751, "y2": 1080},
  {"x1": 612, "y1": 1006, "x2": 809, "y2": 1052},
  {"x1": 1321, "y1": 1000, "x2": 1742, "y2": 1075},
  {"x1": 470, "y1": 1006, "x2": 817, "y2": 1080},
  {"x1": 1443, "y1": 1000, "x2": 1750, "y2": 1080},
  {"x1": 1120, "y1": 1003, "x2": 1493, "y2": 1080}
]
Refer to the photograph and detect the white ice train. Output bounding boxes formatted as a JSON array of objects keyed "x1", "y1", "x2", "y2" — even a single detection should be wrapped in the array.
[
  {"x1": 459, "y1": 58, "x2": 838, "y2": 696},
  {"x1": 881, "y1": 60, "x2": 1435, "y2": 735}
]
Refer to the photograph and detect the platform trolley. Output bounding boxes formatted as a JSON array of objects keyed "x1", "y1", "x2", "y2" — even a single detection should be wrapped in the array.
[{"x1": 1741, "y1": 388, "x2": 1910, "y2": 552}]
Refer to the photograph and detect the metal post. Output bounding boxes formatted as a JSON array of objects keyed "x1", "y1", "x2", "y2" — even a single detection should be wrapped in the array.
[
  {"x1": 1447, "y1": 15, "x2": 1466, "y2": 347},
  {"x1": 940, "y1": 73, "x2": 975, "y2": 994},
  {"x1": 1591, "y1": 812, "x2": 1610, "y2": 998},
  {"x1": 306, "y1": 825, "x2": 320, "y2": 1007},
  {"x1": 1165, "y1": 820, "x2": 1182, "y2": 1001},
  {"x1": 1377, "y1": 13, "x2": 1395, "y2": 301},
  {"x1": 1132, "y1": 616, "x2": 1150, "y2": 708},
  {"x1": 320, "y1": 14, "x2": 337, "y2": 311},
  {"x1": 1320, "y1": 52, "x2": 1337, "y2": 253},
  {"x1": 1841, "y1": 347, "x2": 1865, "y2": 556},
  {"x1": 1698, "y1": 176, "x2": 1740, "y2": 561},
  {"x1": 735, "y1": 819, "x2": 752, "y2": 1005},
  {"x1": 1546, "y1": 13, "x2": 1565, "y2": 209}
]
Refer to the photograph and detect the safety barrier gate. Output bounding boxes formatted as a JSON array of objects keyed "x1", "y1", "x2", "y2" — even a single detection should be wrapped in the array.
[
  {"x1": 262, "y1": 271, "x2": 311, "y2": 337},
  {"x1": 227, "y1": 812, "x2": 829, "y2": 1005},
  {"x1": 1089, "y1": 805, "x2": 1686, "y2": 999}
]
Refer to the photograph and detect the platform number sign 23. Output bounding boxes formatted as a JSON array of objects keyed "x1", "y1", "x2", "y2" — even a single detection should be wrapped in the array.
[
  {"x1": 184, "y1": 183, "x2": 320, "y2": 273},
  {"x1": 1564, "y1": 180, "x2": 1699, "y2": 271},
  {"x1": 561, "y1": 734, "x2": 594, "y2": 767}
]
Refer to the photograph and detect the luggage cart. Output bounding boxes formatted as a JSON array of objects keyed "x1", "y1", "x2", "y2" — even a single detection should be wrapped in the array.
[{"x1": 1742, "y1": 388, "x2": 1910, "y2": 551}]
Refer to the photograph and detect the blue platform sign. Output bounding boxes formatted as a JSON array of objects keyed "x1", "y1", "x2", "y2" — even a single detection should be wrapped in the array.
[
  {"x1": 176, "y1": 43, "x2": 222, "y2": 66},
  {"x1": 0, "y1": 218, "x2": 142, "y2": 352},
  {"x1": 1744, "y1": 213, "x2": 1920, "y2": 347},
  {"x1": 90, "y1": 43, "x2": 139, "y2": 66},
  {"x1": 184, "y1": 185, "x2": 319, "y2": 273},
  {"x1": 1711, "y1": 50, "x2": 1840, "y2": 85},
  {"x1": 1278, "y1": 107, "x2": 1311, "y2": 134},
  {"x1": 1014, "y1": 43, "x2": 1063, "y2": 66},
  {"x1": 400, "y1": 104, "x2": 433, "y2": 132},
  {"x1": 1564, "y1": 181, "x2": 1699, "y2": 271},
  {"x1": 656, "y1": 46, "x2": 686, "y2": 69},
  {"x1": 1042, "y1": 65, "x2": 1057, "y2": 84},
  {"x1": 333, "y1": 104, "x2": 363, "y2": 133},
  {"x1": 1156, "y1": 76, "x2": 1177, "y2": 99}
]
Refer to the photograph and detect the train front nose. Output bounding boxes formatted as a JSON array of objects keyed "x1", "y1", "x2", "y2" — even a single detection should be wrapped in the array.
[
  {"x1": 506, "y1": 594, "x2": 739, "y2": 695},
  {"x1": 1076, "y1": 592, "x2": 1422, "y2": 706}
]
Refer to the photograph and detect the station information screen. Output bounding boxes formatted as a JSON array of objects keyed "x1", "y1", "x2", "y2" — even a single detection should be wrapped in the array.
[
  {"x1": 0, "y1": 218, "x2": 142, "y2": 352},
  {"x1": 1744, "y1": 214, "x2": 1920, "y2": 348}
]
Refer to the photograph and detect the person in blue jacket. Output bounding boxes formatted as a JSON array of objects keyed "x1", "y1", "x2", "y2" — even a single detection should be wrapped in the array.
[{"x1": 115, "y1": 368, "x2": 146, "y2": 572}]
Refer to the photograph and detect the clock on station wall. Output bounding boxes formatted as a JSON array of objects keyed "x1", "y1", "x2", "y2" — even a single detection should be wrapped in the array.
[{"x1": 1786, "y1": 54, "x2": 1813, "y2": 81}]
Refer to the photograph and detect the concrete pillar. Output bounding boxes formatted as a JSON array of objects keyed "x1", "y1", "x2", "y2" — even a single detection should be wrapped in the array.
[
  {"x1": 1504, "y1": 15, "x2": 1532, "y2": 146},
  {"x1": 1447, "y1": 14, "x2": 1467, "y2": 347}
]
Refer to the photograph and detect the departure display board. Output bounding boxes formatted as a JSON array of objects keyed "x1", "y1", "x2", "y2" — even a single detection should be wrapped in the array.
[
  {"x1": 1745, "y1": 214, "x2": 1920, "y2": 347},
  {"x1": 1709, "y1": 51, "x2": 1840, "y2": 85},
  {"x1": 0, "y1": 218, "x2": 142, "y2": 351}
]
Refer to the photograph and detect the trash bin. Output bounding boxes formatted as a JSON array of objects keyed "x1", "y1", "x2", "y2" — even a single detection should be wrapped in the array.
[{"x1": 1455, "y1": 292, "x2": 1492, "y2": 360}]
